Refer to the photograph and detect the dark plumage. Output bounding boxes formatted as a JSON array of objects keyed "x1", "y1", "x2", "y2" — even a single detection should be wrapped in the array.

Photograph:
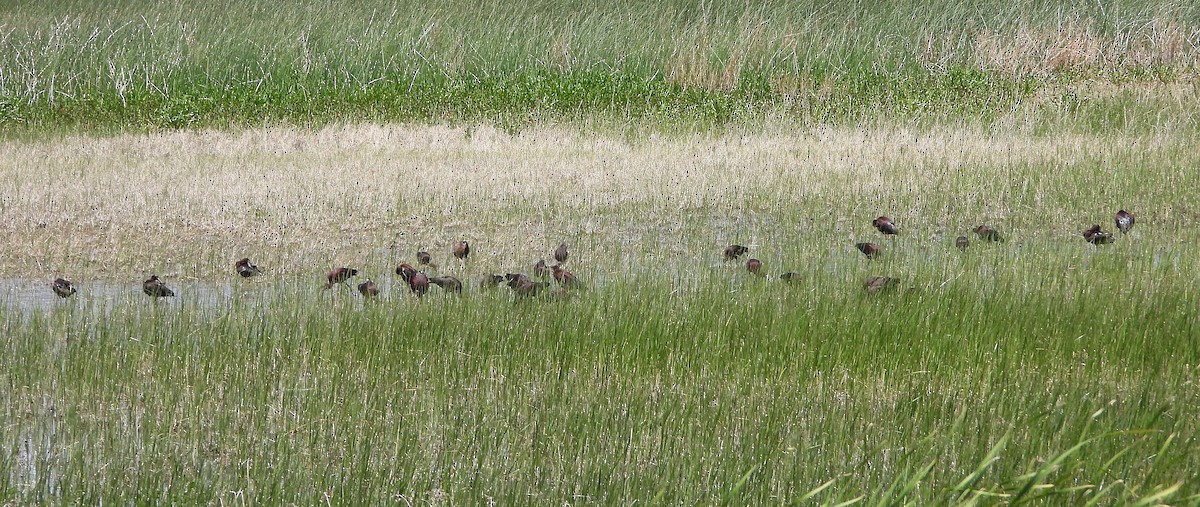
[
  {"x1": 358, "y1": 279, "x2": 380, "y2": 297},
  {"x1": 955, "y1": 236, "x2": 970, "y2": 251},
  {"x1": 430, "y1": 276, "x2": 463, "y2": 293},
  {"x1": 408, "y1": 272, "x2": 430, "y2": 297},
  {"x1": 52, "y1": 278, "x2": 77, "y2": 298},
  {"x1": 416, "y1": 251, "x2": 433, "y2": 266},
  {"x1": 325, "y1": 267, "x2": 358, "y2": 289},
  {"x1": 452, "y1": 240, "x2": 470, "y2": 260},
  {"x1": 505, "y1": 273, "x2": 530, "y2": 287},
  {"x1": 534, "y1": 259, "x2": 550, "y2": 278},
  {"x1": 856, "y1": 242, "x2": 882, "y2": 260},
  {"x1": 1115, "y1": 210, "x2": 1135, "y2": 234},
  {"x1": 513, "y1": 279, "x2": 550, "y2": 297},
  {"x1": 723, "y1": 244, "x2": 749, "y2": 261},
  {"x1": 479, "y1": 274, "x2": 507, "y2": 288},
  {"x1": 746, "y1": 258, "x2": 764, "y2": 276},
  {"x1": 551, "y1": 264, "x2": 578, "y2": 286},
  {"x1": 395, "y1": 264, "x2": 416, "y2": 283},
  {"x1": 863, "y1": 276, "x2": 899, "y2": 294},
  {"x1": 554, "y1": 242, "x2": 569, "y2": 264},
  {"x1": 873, "y1": 216, "x2": 899, "y2": 235},
  {"x1": 235, "y1": 257, "x2": 263, "y2": 277},
  {"x1": 973, "y1": 225, "x2": 1003, "y2": 242},
  {"x1": 143, "y1": 275, "x2": 175, "y2": 298},
  {"x1": 1083, "y1": 225, "x2": 1115, "y2": 245}
]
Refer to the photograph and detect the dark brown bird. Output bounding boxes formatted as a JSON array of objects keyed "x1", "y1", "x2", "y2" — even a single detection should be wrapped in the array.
[
  {"x1": 973, "y1": 225, "x2": 1003, "y2": 242},
  {"x1": 955, "y1": 236, "x2": 970, "y2": 251},
  {"x1": 505, "y1": 273, "x2": 530, "y2": 287},
  {"x1": 533, "y1": 259, "x2": 550, "y2": 278},
  {"x1": 723, "y1": 244, "x2": 749, "y2": 261},
  {"x1": 395, "y1": 264, "x2": 417, "y2": 283},
  {"x1": 143, "y1": 275, "x2": 175, "y2": 298},
  {"x1": 1083, "y1": 225, "x2": 1115, "y2": 245},
  {"x1": 430, "y1": 276, "x2": 463, "y2": 293},
  {"x1": 551, "y1": 264, "x2": 579, "y2": 286},
  {"x1": 554, "y1": 242, "x2": 569, "y2": 264},
  {"x1": 873, "y1": 216, "x2": 899, "y2": 235},
  {"x1": 325, "y1": 267, "x2": 358, "y2": 289},
  {"x1": 416, "y1": 251, "x2": 433, "y2": 266},
  {"x1": 51, "y1": 278, "x2": 77, "y2": 298},
  {"x1": 780, "y1": 272, "x2": 801, "y2": 283},
  {"x1": 513, "y1": 278, "x2": 550, "y2": 298},
  {"x1": 358, "y1": 278, "x2": 380, "y2": 297},
  {"x1": 863, "y1": 276, "x2": 899, "y2": 294},
  {"x1": 746, "y1": 258, "x2": 764, "y2": 276},
  {"x1": 235, "y1": 257, "x2": 263, "y2": 277},
  {"x1": 1115, "y1": 210, "x2": 1135, "y2": 234},
  {"x1": 452, "y1": 240, "x2": 470, "y2": 260},
  {"x1": 479, "y1": 274, "x2": 507, "y2": 288},
  {"x1": 856, "y1": 242, "x2": 882, "y2": 260},
  {"x1": 408, "y1": 272, "x2": 430, "y2": 297}
]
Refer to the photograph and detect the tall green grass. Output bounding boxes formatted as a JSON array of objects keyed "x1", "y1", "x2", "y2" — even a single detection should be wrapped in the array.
[
  {"x1": 1, "y1": 254, "x2": 1197, "y2": 504},
  {"x1": 1, "y1": 0, "x2": 1198, "y2": 131}
]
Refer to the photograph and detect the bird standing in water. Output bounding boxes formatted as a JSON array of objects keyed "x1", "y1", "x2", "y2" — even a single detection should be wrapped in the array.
[
  {"x1": 873, "y1": 216, "x2": 899, "y2": 235},
  {"x1": 235, "y1": 258, "x2": 263, "y2": 277},
  {"x1": 1115, "y1": 210, "x2": 1135, "y2": 234},
  {"x1": 143, "y1": 275, "x2": 175, "y2": 299},
  {"x1": 52, "y1": 278, "x2": 77, "y2": 298}
]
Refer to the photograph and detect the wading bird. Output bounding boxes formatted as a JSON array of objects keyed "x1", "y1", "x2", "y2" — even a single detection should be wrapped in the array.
[
  {"x1": 395, "y1": 264, "x2": 416, "y2": 283},
  {"x1": 324, "y1": 267, "x2": 359, "y2": 289},
  {"x1": 479, "y1": 274, "x2": 506, "y2": 288},
  {"x1": 723, "y1": 245, "x2": 749, "y2": 261},
  {"x1": 416, "y1": 251, "x2": 433, "y2": 267},
  {"x1": 551, "y1": 264, "x2": 579, "y2": 286},
  {"x1": 554, "y1": 242, "x2": 569, "y2": 264},
  {"x1": 430, "y1": 276, "x2": 463, "y2": 293},
  {"x1": 1115, "y1": 210, "x2": 1135, "y2": 234},
  {"x1": 512, "y1": 278, "x2": 549, "y2": 298},
  {"x1": 235, "y1": 258, "x2": 263, "y2": 277},
  {"x1": 52, "y1": 278, "x2": 77, "y2": 298},
  {"x1": 973, "y1": 225, "x2": 1003, "y2": 242},
  {"x1": 408, "y1": 272, "x2": 430, "y2": 298},
  {"x1": 856, "y1": 242, "x2": 882, "y2": 260},
  {"x1": 1083, "y1": 225, "x2": 1115, "y2": 245},
  {"x1": 452, "y1": 240, "x2": 470, "y2": 261},
  {"x1": 863, "y1": 276, "x2": 899, "y2": 294},
  {"x1": 534, "y1": 259, "x2": 550, "y2": 278},
  {"x1": 143, "y1": 275, "x2": 175, "y2": 298},
  {"x1": 873, "y1": 216, "x2": 899, "y2": 235},
  {"x1": 358, "y1": 279, "x2": 380, "y2": 297}
]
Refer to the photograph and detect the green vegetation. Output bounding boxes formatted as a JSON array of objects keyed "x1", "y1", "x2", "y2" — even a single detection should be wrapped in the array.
[
  {"x1": 2, "y1": 0, "x2": 1199, "y2": 504},
  {"x1": 2, "y1": 123, "x2": 1199, "y2": 504},
  {"x1": 1, "y1": 0, "x2": 1198, "y2": 131}
]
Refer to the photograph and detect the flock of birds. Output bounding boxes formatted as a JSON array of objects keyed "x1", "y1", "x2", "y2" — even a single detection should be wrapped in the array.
[{"x1": 44, "y1": 210, "x2": 1135, "y2": 301}]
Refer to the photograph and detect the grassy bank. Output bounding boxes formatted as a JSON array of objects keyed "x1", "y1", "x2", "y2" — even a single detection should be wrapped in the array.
[{"x1": 1, "y1": 0, "x2": 1198, "y2": 131}]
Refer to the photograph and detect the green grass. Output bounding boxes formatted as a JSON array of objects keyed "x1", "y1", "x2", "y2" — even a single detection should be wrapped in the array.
[
  {"x1": 2, "y1": 255, "x2": 1197, "y2": 504},
  {"x1": 1, "y1": 0, "x2": 1198, "y2": 132},
  {"x1": 3, "y1": 0, "x2": 1200, "y2": 503}
]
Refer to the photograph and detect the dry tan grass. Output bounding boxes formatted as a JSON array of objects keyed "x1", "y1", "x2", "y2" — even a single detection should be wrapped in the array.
[
  {"x1": 970, "y1": 18, "x2": 1200, "y2": 77},
  {"x1": 0, "y1": 121, "x2": 1188, "y2": 280}
]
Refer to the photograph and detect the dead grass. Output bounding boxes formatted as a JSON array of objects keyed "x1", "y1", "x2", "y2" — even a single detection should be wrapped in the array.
[{"x1": 0, "y1": 121, "x2": 1192, "y2": 280}]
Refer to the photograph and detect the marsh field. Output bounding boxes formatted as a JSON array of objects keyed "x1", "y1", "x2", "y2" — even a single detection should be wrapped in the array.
[{"x1": 2, "y1": 0, "x2": 1200, "y2": 504}]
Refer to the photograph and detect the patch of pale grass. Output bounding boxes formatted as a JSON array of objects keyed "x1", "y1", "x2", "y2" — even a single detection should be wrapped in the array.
[{"x1": 0, "y1": 121, "x2": 1192, "y2": 280}]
